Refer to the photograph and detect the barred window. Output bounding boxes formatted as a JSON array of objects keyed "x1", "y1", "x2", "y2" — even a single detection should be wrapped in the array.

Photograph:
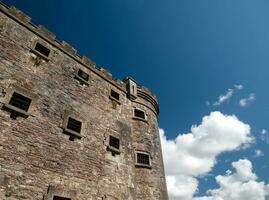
[
  {"x1": 9, "y1": 92, "x2": 31, "y2": 112},
  {"x1": 137, "y1": 153, "x2": 150, "y2": 166}
]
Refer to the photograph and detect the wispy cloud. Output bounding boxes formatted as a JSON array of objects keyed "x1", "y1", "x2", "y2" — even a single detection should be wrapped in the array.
[
  {"x1": 254, "y1": 149, "x2": 264, "y2": 158},
  {"x1": 260, "y1": 129, "x2": 269, "y2": 144},
  {"x1": 239, "y1": 93, "x2": 256, "y2": 107},
  {"x1": 212, "y1": 88, "x2": 234, "y2": 106},
  {"x1": 207, "y1": 84, "x2": 243, "y2": 106},
  {"x1": 234, "y1": 84, "x2": 243, "y2": 90}
]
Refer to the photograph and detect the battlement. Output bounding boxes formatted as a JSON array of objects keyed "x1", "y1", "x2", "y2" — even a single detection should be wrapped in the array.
[{"x1": 0, "y1": 2, "x2": 159, "y2": 114}]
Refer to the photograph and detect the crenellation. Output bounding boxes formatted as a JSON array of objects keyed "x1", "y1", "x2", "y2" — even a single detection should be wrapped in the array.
[
  {"x1": 99, "y1": 67, "x2": 113, "y2": 80},
  {"x1": 60, "y1": 41, "x2": 77, "y2": 56},
  {"x1": 9, "y1": 6, "x2": 31, "y2": 23},
  {"x1": 81, "y1": 55, "x2": 95, "y2": 67},
  {"x1": 37, "y1": 25, "x2": 56, "y2": 40}
]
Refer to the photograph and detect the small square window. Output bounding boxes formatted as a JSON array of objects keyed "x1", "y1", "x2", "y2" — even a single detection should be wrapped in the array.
[
  {"x1": 134, "y1": 108, "x2": 146, "y2": 120},
  {"x1": 78, "y1": 69, "x2": 89, "y2": 81},
  {"x1": 3, "y1": 92, "x2": 32, "y2": 119},
  {"x1": 110, "y1": 89, "x2": 120, "y2": 101},
  {"x1": 34, "y1": 42, "x2": 50, "y2": 58},
  {"x1": 9, "y1": 92, "x2": 31, "y2": 112},
  {"x1": 53, "y1": 196, "x2": 71, "y2": 200},
  {"x1": 67, "y1": 117, "x2": 82, "y2": 134},
  {"x1": 136, "y1": 152, "x2": 151, "y2": 168},
  {"x1": 76, "y1": 69, "x2": 89, "y2": 83}
]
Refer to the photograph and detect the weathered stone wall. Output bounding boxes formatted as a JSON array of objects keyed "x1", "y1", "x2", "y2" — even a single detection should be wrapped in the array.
[{"x1": 0, "y1": 3, "x2": 168, "y2": 200}]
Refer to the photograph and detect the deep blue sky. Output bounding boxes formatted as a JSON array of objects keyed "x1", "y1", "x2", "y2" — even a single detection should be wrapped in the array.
[{"x1": 4, "y1": 0, "x2": 269, "y2": 198}]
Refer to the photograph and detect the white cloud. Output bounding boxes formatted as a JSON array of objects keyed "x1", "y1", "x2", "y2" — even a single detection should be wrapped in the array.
[
  {"x1": 160, "y1": 111, "x2": 253, "y2": 200},
  {"x1": 254, "y1": 149, "x2": 264, "y2": 158},
  {"x1": 260, "y1": 129, "x2": 269, "y2": 144},
  {"x1": 193, "y1": 159, "x2": 269, "y2": 200},
  {"x1": 234, "y1": 84, "x2": 243, "y2": 90},
  {"x1": 239, "y1": 93, "x2": 256, "y2": 107},
  {"x1": 213, "y1": 89, "x2": 234, "y2": 106},
  {"x1": 208, "y1": 84, "x2": 243, "y2": 106}
]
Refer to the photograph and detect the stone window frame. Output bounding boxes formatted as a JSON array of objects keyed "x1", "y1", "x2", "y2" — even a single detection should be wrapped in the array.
[
  {"x1": 105, "y1": 129, "x2": 121, "y2": 156},
  {"x1": 61, "y1": 111, "x2": 86, "y2": 141},
  {"x1": 0, "y1": 85, "x2": 38, "y2": 119},
  {"x1": 132, "y1": 107, "x2": 147, "y2": 122},
  {"x1": 135, "y1": 150, "x2": 152, "y2": 169},
  {"x1": 30, "y1": 40, "x2": 51, "y2": 61},
  {"x1": 109, "y1": 88, "x2": 121, "y2": 104},
  {"x1": 74, "y1": 67, "x2": 90, "y2": 86},
  {"x1": 43, "y1": 185, "x2": 77, "y2": 200}
]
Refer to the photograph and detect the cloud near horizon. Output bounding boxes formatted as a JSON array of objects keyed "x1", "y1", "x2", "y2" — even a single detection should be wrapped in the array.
[
  {"x1": 160, "y1": 111, "x2": 255, "y2": 200},
  {"x1": 193, "y1": 159, "x2": 269, "y2": 200}
]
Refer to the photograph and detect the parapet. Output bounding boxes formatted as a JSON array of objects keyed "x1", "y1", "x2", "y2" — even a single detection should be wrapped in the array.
[{"x1": 0, "y1": 1, "x2": 160, "y2": 115}]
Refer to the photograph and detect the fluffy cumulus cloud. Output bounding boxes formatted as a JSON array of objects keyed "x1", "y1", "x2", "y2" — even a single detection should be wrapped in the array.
[
  {"x1": 239, "y1": 93, "x2": 256, "y2": 107},
  {"x1": 160, "y1": 111, "x2": 254, "y2": 200},
  {"x1": 194, "y1": 159, "x2": 269, "y2": 200}
]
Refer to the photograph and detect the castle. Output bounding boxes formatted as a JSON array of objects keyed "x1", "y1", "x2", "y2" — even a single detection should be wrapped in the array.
[{"x1": 0, "y1": 2, "x2": 168, "y2": 200}]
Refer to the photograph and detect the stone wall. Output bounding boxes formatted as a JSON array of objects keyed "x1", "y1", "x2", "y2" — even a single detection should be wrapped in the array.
[{"x1": 0, "y1": 2, "x2": 168, "y2": 200}]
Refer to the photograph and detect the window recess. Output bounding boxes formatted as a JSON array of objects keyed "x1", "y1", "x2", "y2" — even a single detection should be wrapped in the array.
[
  {"x1": 133, "y1": 108, "x2": 147, "y2": 122},
  {"x1": 3, "y1": 92, "x2": 32, "y2": 119},
  {"x1": 135, "y1": 151, "x2": 152, "y2": 169},
  {"x1": 109, "y1": 89, "x2": 120, "y2": 104},
  {"x1": 63, "y1": 117, "x2": 82, "y2": 140},
  {"x1": 107, "y1": 135, "x2": 121, "y2": 155},
  {"x1": 75, "y1": 69, "x2": 89, "y2": 85},
  {"x1": 31, "y1": 42, "x2": 51, "y2": 60}
]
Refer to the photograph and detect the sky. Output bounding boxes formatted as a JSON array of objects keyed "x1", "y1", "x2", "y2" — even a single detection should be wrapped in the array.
[{"x1": 4, "y1": 0, "x2": 269, "y2": 199}]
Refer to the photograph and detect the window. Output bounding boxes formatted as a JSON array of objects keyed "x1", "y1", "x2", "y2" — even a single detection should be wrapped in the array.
[
  {"x1": 53, "y1": 196, "x2": 71, "y2": 200},
  {"x1": 133, "y1": 108, "x2": 146, "y2": 120},
  {"x1": 34, "y1": 42, "x2": 50, "y2": 58},
  {"x1": 137, "y1": 153, "x2": 150, "y2": 165},
  {"x1": 107, "y1": 135, "x2": 120, "y2": 155},
  {"x1": 77, "y1": 69, "x2": 89, "y2": 82},
  {"x1": 110, "y1": 89, "x2": 120, "y2": 101},
  {"x1": 63, "y1": 117, "x2": 83, "y2": 140},
  {"x1": 109, "y1": 135, "x2": 120, "y2": 150},
  {"x1": 9, "y1": 92, "x2": 31, "y2": 112},
  {"x1": 135, "y1": 151, "x2": 151, "y2": 168},
  {"x1": 3, "y1": 91, "x2": 32, "y2": 119},
  {"x1": 67, "y1": 117, "x2": 82, "y2": 134},
  {"x1": 75, "y1": 69, "x2": 89, "y2": 85}
]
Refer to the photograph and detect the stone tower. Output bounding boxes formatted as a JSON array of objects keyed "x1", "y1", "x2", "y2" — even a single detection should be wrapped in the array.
[{"x1": 0, "y1": 2, "x2": 168, "y2": 200}]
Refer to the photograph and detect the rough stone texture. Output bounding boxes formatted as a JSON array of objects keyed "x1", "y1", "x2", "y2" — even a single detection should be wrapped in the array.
[{"x1": 0, "y1": 2, "x2": 168, "y2": 200}]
